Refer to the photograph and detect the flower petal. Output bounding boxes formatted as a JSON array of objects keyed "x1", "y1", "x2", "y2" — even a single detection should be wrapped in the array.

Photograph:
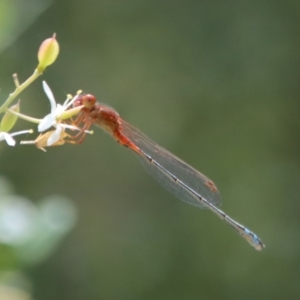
[
  {"x1": 55, "y1": 104, "x2": 65, "y2": 118},
  {"x1": 3, "y1": 133, "x2": 16, "y2": 146},
  {"x1": 0, "y1": 132, "x2": 5, "y2": 141},
  {"x1": 47, "y1": 126, "x2": 62, "y2": 146},
  {"x1": 38, "y1": 114, "x2": 56, "y2": 132},
  {"x1": 42, "y1": 81, "x2": 56, "y2": 114}
]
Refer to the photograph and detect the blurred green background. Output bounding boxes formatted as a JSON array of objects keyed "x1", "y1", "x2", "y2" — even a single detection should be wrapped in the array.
[{"x1": 0, "y1": 0, "x2": 300, "y2": 299}]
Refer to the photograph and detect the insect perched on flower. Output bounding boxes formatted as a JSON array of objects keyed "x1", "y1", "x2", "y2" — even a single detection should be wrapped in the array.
[{"x1": 37, "y1": 81, "x2": 85, "y2": 146}]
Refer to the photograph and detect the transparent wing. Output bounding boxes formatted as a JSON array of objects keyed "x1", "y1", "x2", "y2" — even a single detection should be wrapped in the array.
[
  {"x1": 121, "y1": 121, "x2": 222, "y2": 208},
  {"x1": 120, "y1": 121, "x2": 265, "y2": 250}
]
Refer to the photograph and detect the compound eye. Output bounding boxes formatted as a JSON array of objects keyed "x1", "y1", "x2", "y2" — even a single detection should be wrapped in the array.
[
  {"x1": 82, "y1": 94, "x2": 96, "y2": 109},
  {"x1": 73, "y1": 94, "x2": 96, "y2": 109}
]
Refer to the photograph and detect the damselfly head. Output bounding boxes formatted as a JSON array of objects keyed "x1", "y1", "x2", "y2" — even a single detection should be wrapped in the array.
[{"x1": 74, "y1": 94, "x2": 96, "y2": 110}]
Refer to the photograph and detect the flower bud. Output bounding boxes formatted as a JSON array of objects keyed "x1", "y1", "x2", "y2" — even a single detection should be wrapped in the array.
[
  {"x1": 37, "y1": 33, "x2": 60, "y2": 72},
  {"x1": 0, "y1": 101, "x2": 20, "y2": 132},
  {"x1": 59, "y1": 106, "x2": 84, "y2": 120}
]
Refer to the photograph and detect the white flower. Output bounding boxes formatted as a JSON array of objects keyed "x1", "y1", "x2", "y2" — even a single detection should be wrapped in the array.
[
  {"x1": 38, "y1": 81, "x2": 83, "y2": 146},
  {"x1": 0, "y1": 129, "x2": 33, "y2": 146}
]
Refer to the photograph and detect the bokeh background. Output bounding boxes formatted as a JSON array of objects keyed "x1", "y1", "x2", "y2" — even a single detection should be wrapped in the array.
[{"x1": 0, "y1": 0, "x2": 300, "y2": 299}]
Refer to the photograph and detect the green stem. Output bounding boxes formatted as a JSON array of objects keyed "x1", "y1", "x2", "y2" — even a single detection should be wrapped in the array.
[
  {"x1": 0, "y1": 69, "x2": 42, "y2": 113},
  {"x1": 7, "y1": 108, "x2": 42, "y2": 124}
]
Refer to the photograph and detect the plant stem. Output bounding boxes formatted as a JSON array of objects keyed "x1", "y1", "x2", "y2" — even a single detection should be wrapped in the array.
[{"x1": 0, "y1": 69, "x2": 42, "y2": 113}]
